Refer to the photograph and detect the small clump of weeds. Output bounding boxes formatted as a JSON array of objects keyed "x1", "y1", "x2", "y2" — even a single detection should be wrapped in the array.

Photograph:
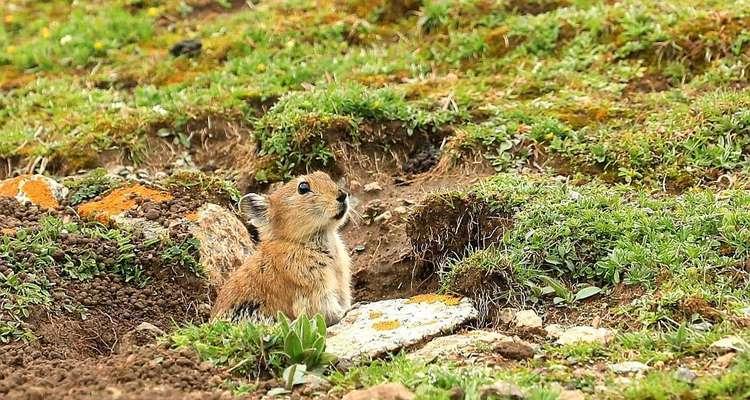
[
  {"x1": 170, "y1": 313, "x2": 335, "y2": 382},
  {"x1": 63, "y1": 168, "x2": 120, "y2": 207}
]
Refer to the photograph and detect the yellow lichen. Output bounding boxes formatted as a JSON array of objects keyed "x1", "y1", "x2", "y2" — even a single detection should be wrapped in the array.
[
  {"x1": 372, "y1": 320, "x2": 401, "y2": 331},
  {"x1": 0, "y1": 175, "x2": 24, "y2": 198},
  {"x1": 406, "y1": 294, "x2": 461, "y2": 306},
  {"x1": 22, "y1": 177, "x2": 59, "y2": 209},
  {"x1": 1, "y1": 227, "x2": 16, "y2": 236},
  {"x1": 368, "y1": 310, "x2": 383, "y2": 319},
  {"x1": 184, "y1": 211, "x2": 199, "y2": 222},
  {"x1": 0, "y1": 175, "x2": 60, "y2": 209},
  {"x1": 78, "y1": 184, "x2": 172, "y2": 222}
]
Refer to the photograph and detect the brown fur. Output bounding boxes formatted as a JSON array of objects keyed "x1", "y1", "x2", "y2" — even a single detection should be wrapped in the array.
[{"x1": 212, "y1": 171, "x2": 352, "y2": 325}]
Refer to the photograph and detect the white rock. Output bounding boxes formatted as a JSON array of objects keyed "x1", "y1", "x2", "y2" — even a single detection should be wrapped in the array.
[
  {"x1": 374, "y1": 211, "x2": 393, "y2": 223},
  {"x1": 408, "y1": 330, "x2": 512, "y2": 362},
  {"x1": 364, "y1": 182, "x2": 383, "y2": 192},
  {"x1": 709, "y1": 336, "x2": 749, "y2": 354},
  {"x1": 545, "y1": 324, "x2": 566, "y2": 339},
  {"x1": 555, "y1": 326, "x2": 614, "y2": 346},
  {"x1": 740, "y1": 307, "x2": 750, "y2": 317},
  {"x1": 327, "y1": 295, "x2": 477, "y2": 363},
  {"x1": 515, "y1": 309, "x2": 543, "y2": 329},
  {"x1": 674, "y1": 367, "x2": 697, "y2": 383},
  {"x1": 609, "y1": 361, "x2": 650, "y2": 375}
]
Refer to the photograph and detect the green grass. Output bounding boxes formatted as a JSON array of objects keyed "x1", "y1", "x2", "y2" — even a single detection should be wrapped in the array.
[
  {"x1": 2, "y1": 0, "x2": 749, "y2": 185},
  {"x1": 431, "y1": 173, "x2": 750, "y2": 326},
  {"x1": 330, "y1": 354, "x2": 559, "y2": 400}
]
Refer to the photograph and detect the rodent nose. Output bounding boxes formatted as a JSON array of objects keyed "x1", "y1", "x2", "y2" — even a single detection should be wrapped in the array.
[{"x1": 336, "y1": 190, "x2": 348, "y2": 203}]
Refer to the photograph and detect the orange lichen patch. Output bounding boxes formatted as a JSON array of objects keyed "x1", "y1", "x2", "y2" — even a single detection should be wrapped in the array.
[
  {"x1": 184, "y1": 211, "x2": 199, "y2": 222},
  {"x1": 406, "y1": 294, "x2": 461, "y2": 306},
  {"x1": 78, "y1": 184, "x2": 173, "y2": 222},
  {"x1": 0, "y1": 175, "x2": 25, "y2": 198},
  {"x1": 1, "y1": 228, "x2": 16, "y2": 236},
  {"x1": 372, "y1": 320, "x2": 401, "y2": 331},
  {"x1": 21, "y1": 177, "x2": 60, "y2": 209},
  {"x1": 368, "y1": 310, "x2": 383, "y2": 319}
]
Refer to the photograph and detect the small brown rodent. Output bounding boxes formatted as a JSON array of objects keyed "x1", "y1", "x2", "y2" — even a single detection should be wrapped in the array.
[{"x1": 212, "y1": 171, "x2": 352, "y2": 325}]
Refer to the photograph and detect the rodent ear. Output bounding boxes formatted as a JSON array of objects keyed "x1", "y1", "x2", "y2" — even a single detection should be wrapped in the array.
[{"x1": 238, "y1": 193, "x2": 269, "y2": 227}]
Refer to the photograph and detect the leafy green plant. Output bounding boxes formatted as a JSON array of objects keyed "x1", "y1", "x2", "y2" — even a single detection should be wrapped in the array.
[
  {"x1": 170, "y1": 313, "x2": 336, "y2": 379},
  {"x1": 276, "y1": 313, "x2": 336, "y2": 371},
  {"x1": 64, "y1": 168, "x2": 118, "y2": 206}
]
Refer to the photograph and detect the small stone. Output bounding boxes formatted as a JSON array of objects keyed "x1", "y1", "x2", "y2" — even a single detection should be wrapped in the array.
[
  {"x1": 364, "y1": 182, "x2": 383, "y2": 192},
  {"x1": 342, "y1": 383, "x2": 415, "y2": 400},
  {"x1": 144, "y1": 209, "x2": 161, "y2": 221},
  {"x1": 674, "y1": 367, "x2": 697, "y2": 383},
  {"x1": 479, "y1": 381, "x2": 525, "y2": 400},
  {"x1": 393, "y1": 206, "x2": 409, "y2": 214},
  {"x1": 354, "y1": 244, "x2": 366, "y2": 252},
  {"x1": 374, "y1": 211, "x2": 393, "y2": 223},
  {"x1": 408, "y1": 330, "x2": 512, "y2": 362},
  {"x1": 709, "y1": 336, "x2": 749, "y2": 354},
  {"x1": 170, "y1": 39, "x2": 202, "y2": 57},
  {"x1": 555, "y1": 326, "x2": 614, "y2": 346},
  {"x1": 740, "y1": 307, "x2": 750, "y2": 317},
  {"x1": 609, "y1": 361, "x2": 650, "y2": 375},
  {"x1": 496, "y1": 340, "x2": 536, "y2": 361},
  {"x1": 514, "y1": 310, "x2": 542, "y2": 329},
  {"x1": 690, "y1": 321, "x2": 712, "y2": 332}
]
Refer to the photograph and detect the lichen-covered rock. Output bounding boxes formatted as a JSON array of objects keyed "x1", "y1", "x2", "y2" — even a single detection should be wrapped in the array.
[
  {"x1": 0, "y1": 174, "x2": 68, "y2": 209},
  {"x1": 327, "y1": 295, "x2": 477, "y2": 363},
  {"x1": 408, "y1": 330, "x2": 535, "y2": 363},
  {"x1": 77, "y1": 185, "x2": 253, "y2": 285},
  {"x1": 78, "y1": 184, "x2": 173, "y2": 223},
  {"x1": 188, "y1": 203, "x2": 255, "y2": 285}
]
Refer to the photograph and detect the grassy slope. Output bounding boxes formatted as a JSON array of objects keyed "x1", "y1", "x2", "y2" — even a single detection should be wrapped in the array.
[{"x1": 3, "y1": 0, "x2": 750, "y2": 398}]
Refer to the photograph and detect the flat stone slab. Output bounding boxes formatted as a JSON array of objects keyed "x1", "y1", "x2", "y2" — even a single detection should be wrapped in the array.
[{"x1": 327, "y1": 295, "x2": 477, "y2": 363}]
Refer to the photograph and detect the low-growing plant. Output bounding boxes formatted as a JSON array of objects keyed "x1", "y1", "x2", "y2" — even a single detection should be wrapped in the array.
[
  {"x1": 276, "y1": 313, "x2": 336, "y2": 371},
  {"x1": 170, "y1": 313, "x2": 336, "y2": 378}
]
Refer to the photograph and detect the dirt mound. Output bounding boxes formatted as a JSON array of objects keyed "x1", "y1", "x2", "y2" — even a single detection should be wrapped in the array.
[
  {"x1": 406, "y1": 192, "x2": 512, "y2": 266},
  {"x1": 0, "y1": 343, "x2": 238, "y2": 400},
  {"x1": 0, "y1": 195, "x2": 211, "y2": 357}
]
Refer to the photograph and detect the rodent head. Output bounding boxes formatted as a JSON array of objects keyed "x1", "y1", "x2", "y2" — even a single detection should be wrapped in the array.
[{"x1": 239, "y1": 171, "x2": 349, "y2": 241}]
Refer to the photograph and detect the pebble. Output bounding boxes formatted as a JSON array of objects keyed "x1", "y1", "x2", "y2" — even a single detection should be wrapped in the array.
[
  {"x1": 674, "y1": 367, "x2": 697, "y2": 383},
  {"x1": 364, "y1": 182, "x2": 383, "y2": 192},
  {"x1": 609, "y1": 361, "x2": 650, "y2": 375},
  {"x1": 514, "y1": 309, "x2": 543, "y2": 329}
]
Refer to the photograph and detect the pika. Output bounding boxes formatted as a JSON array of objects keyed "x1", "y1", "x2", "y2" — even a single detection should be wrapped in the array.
[{"x1": 212, "y1": 171, "x2": 352, "y2": 325}]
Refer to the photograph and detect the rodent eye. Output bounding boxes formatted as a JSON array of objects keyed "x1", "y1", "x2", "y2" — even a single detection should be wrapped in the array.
[{"x1": 297, "y1": 181, "x2": 311, "y2": 194}]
